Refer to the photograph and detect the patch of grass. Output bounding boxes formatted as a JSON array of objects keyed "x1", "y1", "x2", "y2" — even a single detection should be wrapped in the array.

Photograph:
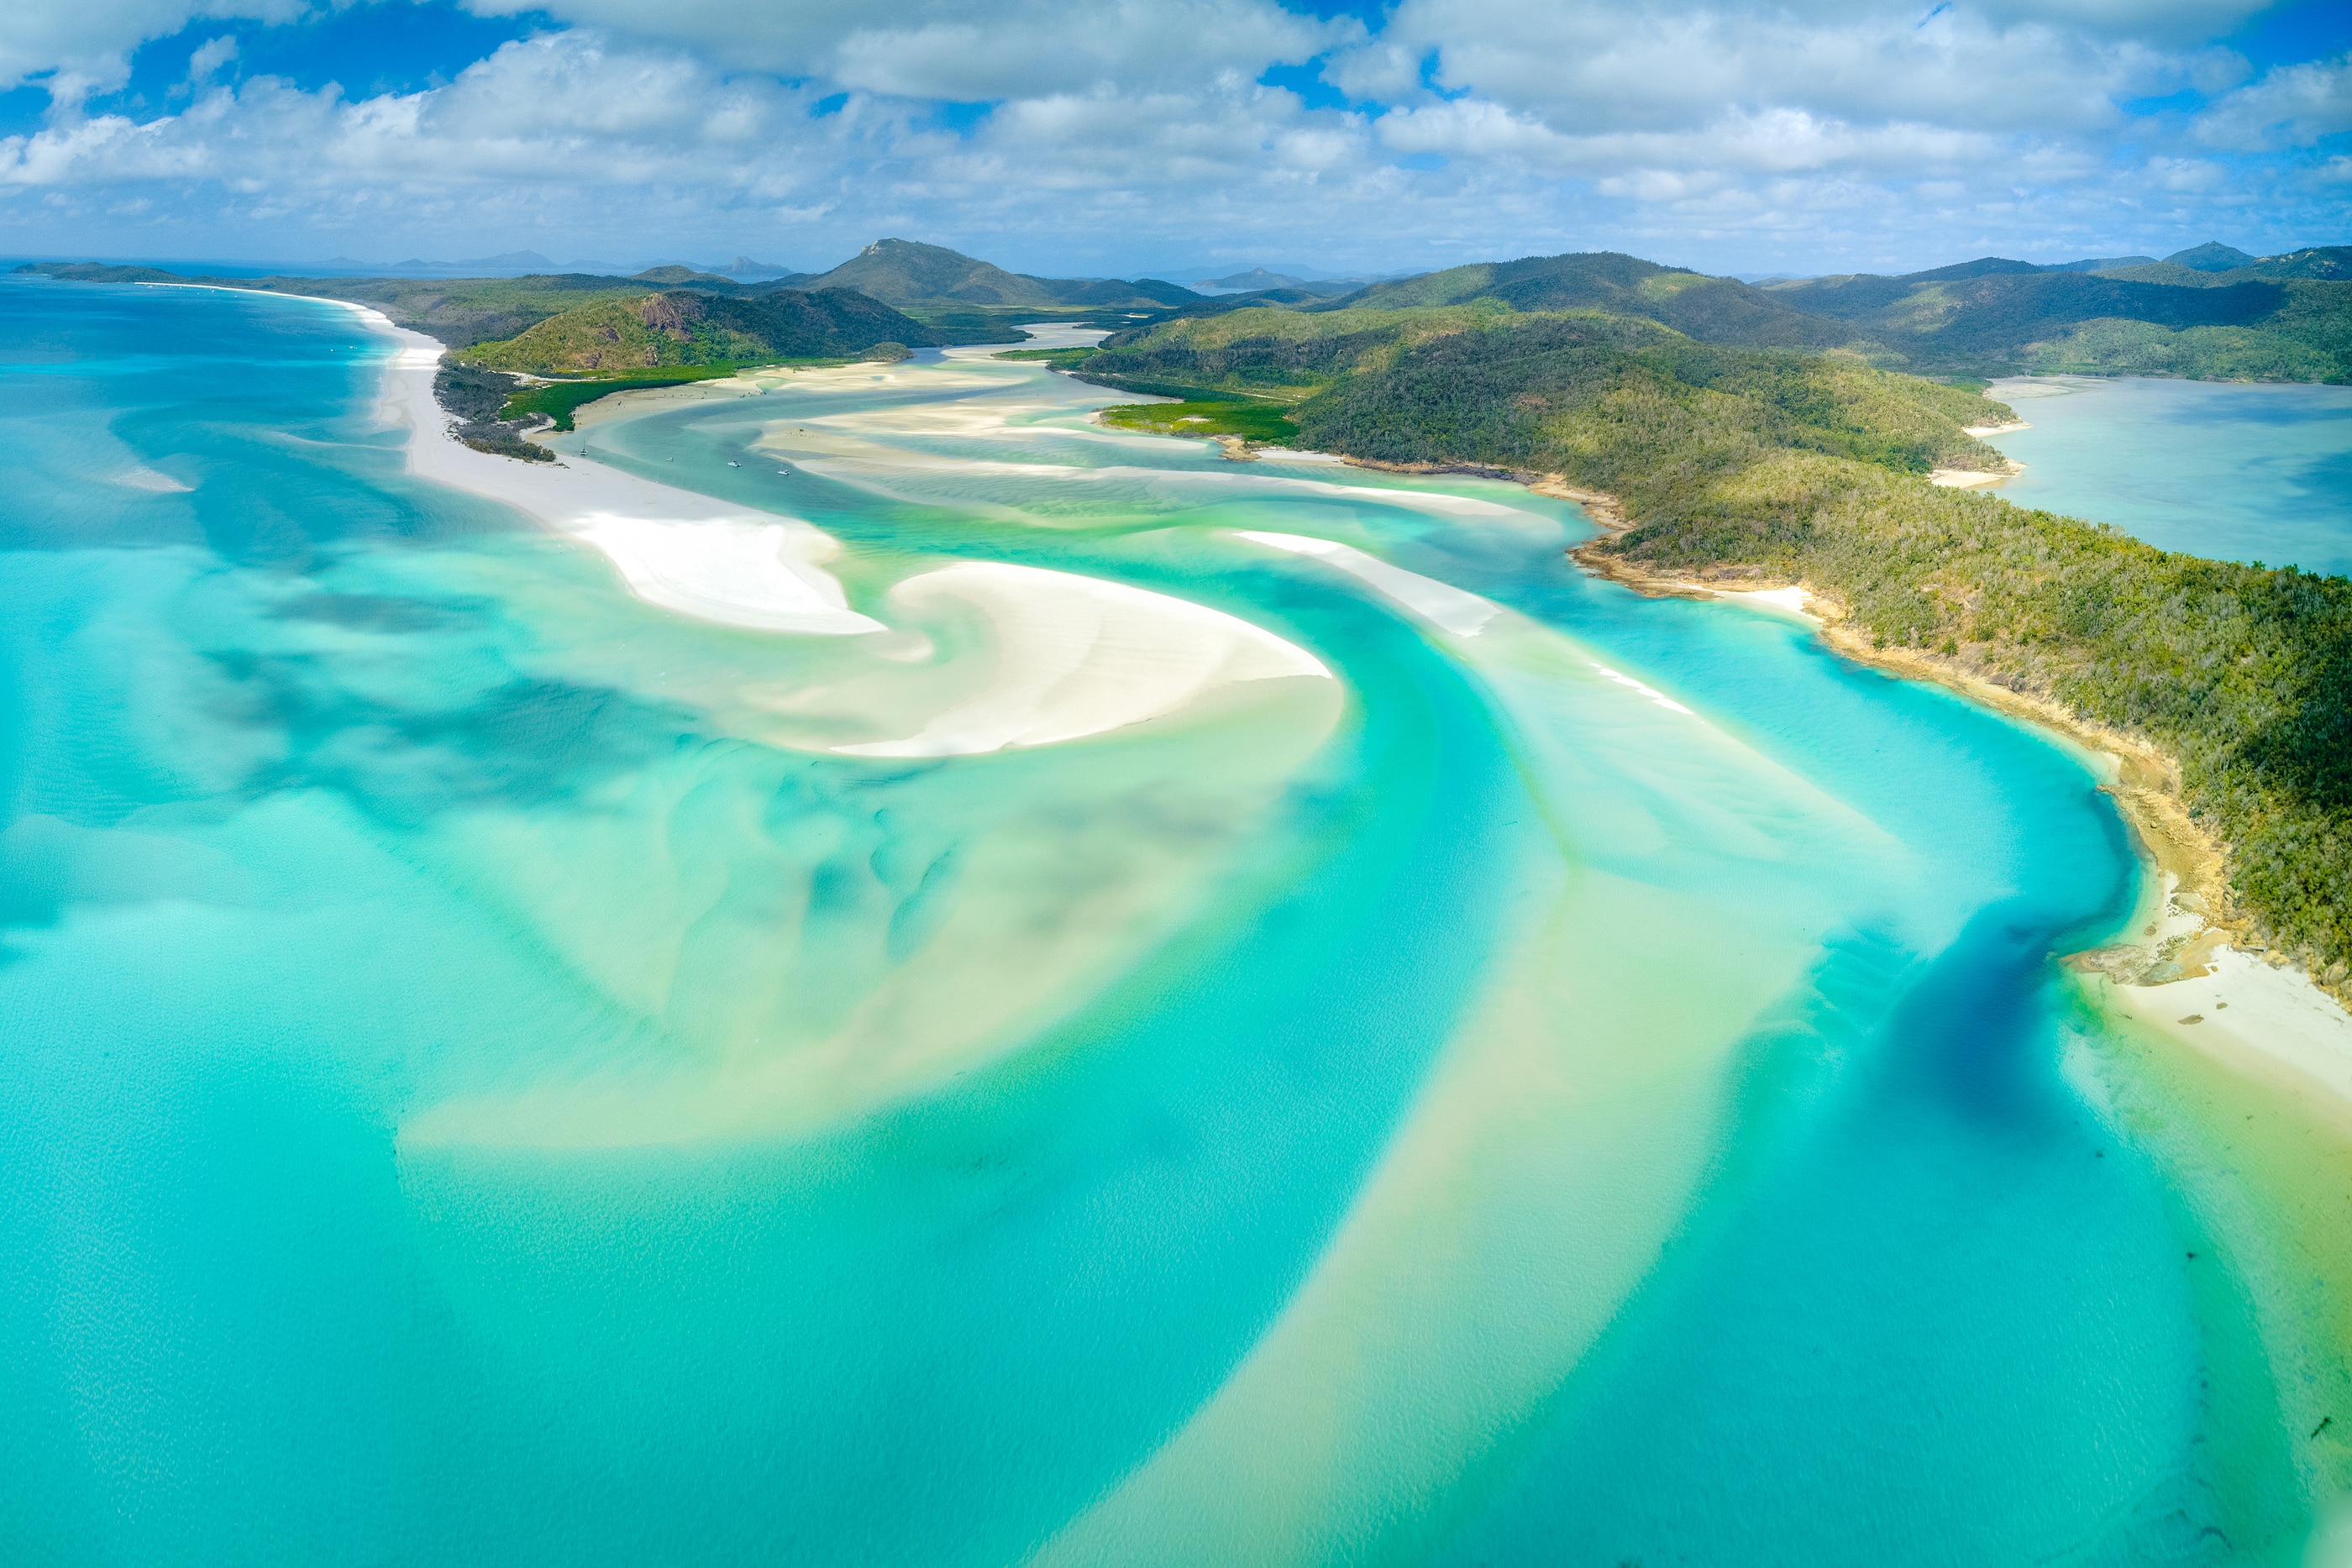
[
  {"x1": 501, "y1": 364, "x2": 753, "y2": 431},
  {"x1": 993, "y1": 347, "x2": 1098, "y2": 367},
  {"x1": 895, "y1": 306, "x2": 1035, "y2": 344},
  {"x1": 1099, "y1": 400, "x2": 1301, "y2": 443}
]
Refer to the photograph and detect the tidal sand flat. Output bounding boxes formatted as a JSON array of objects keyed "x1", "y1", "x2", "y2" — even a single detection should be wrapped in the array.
[
  {"x1": 1983, "y1": 375, "x2": 2352, "y2": 576},
  {"x1": 4, "y1": 278, "x2": 2349, "y2": 1565}
]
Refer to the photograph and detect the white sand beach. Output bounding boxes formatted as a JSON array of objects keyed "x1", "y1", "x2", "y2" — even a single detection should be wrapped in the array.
[
  {"x1": 1714, "y1": 585, "x2": 1819, "y2": 620},
  {"x1": 2120, "y1": 946, "x2": 2352, "y2": 1127},
  {"x1": 355, "y1": 307, "x2": 884, "y2": 637},
  {"x1": 1929, "y1": 465, "x2": 2019, "y2": 489},
  {"x1": 115, "y1": 464, "x2": 193, "y2": 492}
]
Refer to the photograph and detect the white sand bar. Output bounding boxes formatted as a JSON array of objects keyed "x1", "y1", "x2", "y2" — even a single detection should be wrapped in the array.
[
  {"x1": 837, "y1": 561, "x2": 1331, "y2": 757},
  {"x1": 1233, "y1": 530, "x2": 1503, "y2": 637},
  {"x1": 363, "y1": 312, "x2": 882, "y2": 637}
]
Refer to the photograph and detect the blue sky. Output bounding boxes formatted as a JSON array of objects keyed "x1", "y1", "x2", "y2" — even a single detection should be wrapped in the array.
[{"x1": 0, "y1": 0, "x2": 2346, "y2": 277}]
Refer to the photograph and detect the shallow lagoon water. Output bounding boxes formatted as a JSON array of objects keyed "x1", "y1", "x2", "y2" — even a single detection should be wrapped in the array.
[
  {"x1": 2, "y1": 281, "x2": 2347, "y2": 1564},
  {"x1": 1985, "y1": 375, "x2": 2352, "y2": 578}
]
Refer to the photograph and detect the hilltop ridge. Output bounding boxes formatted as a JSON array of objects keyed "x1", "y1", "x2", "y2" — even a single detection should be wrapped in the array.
[
  {"x1": 795, "y1": 239, "x2": 1196, "y2": 311},
  {"x1": 459, "y1": 287, "x2": 934, "y2": 373},
  {"x1": 17, "y1": 232, "x2": 2347, "y2": 378}
]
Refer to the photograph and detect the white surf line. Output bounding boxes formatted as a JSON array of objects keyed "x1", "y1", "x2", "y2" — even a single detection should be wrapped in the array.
[
  {"x1": 338, "y1": 301, "x2": 883, "y2": 637},
  {"x1": 1231, "y1": 530, "x2": 1502, "y2": 637}
]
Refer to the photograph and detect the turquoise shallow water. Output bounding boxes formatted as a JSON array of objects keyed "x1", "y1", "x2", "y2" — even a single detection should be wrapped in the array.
[
  {"x1": 0, "y1": 280, "x2": 2339, "y2": 1563},
  {"x1": 1985, "y1": 375, "x2": 2352, "y2": 578}
]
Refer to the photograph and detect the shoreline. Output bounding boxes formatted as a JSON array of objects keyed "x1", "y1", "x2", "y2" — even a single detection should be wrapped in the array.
[
  {"x1": 326, "y1": 301, "x2": 885, "y2": 637},
  {"x1": 1220, "y1": 445, "x2": 2256, "y2": 994},
  {"x1": 1560, "y1": 491, "x2": 2234, "y2": 930},
  {"x1": 1315, "y1": 447, "x2": 2352, "y2": 1109},
  {"x1": 1927, "y1": 459, "x2": 2023, "y2": 490},
  {"x1": 1530, "y1": 469, "x2": 2352, "y2": 1109}
]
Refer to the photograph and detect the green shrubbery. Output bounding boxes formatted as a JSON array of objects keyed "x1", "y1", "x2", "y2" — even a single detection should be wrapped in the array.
[
  {"x1": 495, "y1": 366, "x2": 748, "y2": 431},
  {"x1": 1278, "y1": 317, "x2": 2350, "y2": 976},
  {"x1": 2027, "y1": 318, "x2": 2344, "y2": 380},
  {"x1": 1096, "y1": 400, "x2": 1300, "y2": 441},
  {"x1": 460, "y1": 290, "x2": 937, "y2": 374}
]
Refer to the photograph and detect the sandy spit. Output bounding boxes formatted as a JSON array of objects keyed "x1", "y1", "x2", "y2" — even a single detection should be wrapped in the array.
[
  {"x1": 335, "y1": 303, "x2": 883, "y2": 637},
  {"x1": 338, "y1": 306, "x2": 1335, "y2": 757}
]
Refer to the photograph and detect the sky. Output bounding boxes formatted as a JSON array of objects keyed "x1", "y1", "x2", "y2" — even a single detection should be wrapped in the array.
[{"x1": 0, "y1": 0, "x2": 2347, "y2": 278}]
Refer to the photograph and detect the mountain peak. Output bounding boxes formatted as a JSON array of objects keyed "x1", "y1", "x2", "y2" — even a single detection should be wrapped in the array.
[{"x1": 2165, "y1": 241, "x2": 2261, "y2": 272}]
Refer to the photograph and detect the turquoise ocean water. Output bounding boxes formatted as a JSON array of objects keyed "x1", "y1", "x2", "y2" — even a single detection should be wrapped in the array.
[
  {"x1": 1985, "y1": 375, "x2": 2352, "y2": 578},
  {"x1": 0, "y1": 280, "x2": 2340, "y2": 1564}
]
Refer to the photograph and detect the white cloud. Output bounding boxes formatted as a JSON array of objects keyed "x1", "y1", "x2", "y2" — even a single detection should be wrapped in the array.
[
  {"x1": 1342, "y1": 0, "x2": 2238, "y2": 138},
  {"x1": 1969, "y1": 0, "x2": 2278, "y2": 41},
  {"x1": 2194, "y1": 53, "x2": 2352, "y2": 149},
  {"x1": 461, "y1": 0, "x2": 1348, "y2": 97},
  {"x1": 0, "y1": 0, "x2": 302, "y2": 104},
  {"x1": 0, "y1": 0, "x2": 2339, "y2": 276},
  {"x1": 2146, "y1": 154, "x2": 2227, "y2": 191},
  {"x1": 184, "y1": 34, "x2": 238, "y2": 87}
]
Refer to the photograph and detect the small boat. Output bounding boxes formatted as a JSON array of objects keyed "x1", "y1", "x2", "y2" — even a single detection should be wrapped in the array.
[{"x1": 727, "y1": 461, "x2": 740, "y2": 467}]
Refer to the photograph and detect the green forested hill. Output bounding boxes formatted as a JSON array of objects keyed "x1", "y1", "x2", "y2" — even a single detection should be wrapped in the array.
[
  {"x1": 1284, "y1": 314, "x2": 2010, "y2": 479},
  {"x1": 796, "y1": 238, "x2": 1197, "y2": 310},
  {"x1": 2123, "y1": 246, "x2": 2352, "y2": 283},
  {"x1": 1072, "y1": 302, "x2": 2351, "y2": 983},
  {"x1": 1269, "y1": 317, "x2": 2349, "y2": 983},
  {"x1": 457, "y1": 288, "x2": 936, "y2": 372},
  {"x1": 1331, "y1": 252, "x2": 1850, "y2": 349},
  {"x1": 1764, "y1": 267, "x2": 2347, "y2": 377},
  {"x1": 1085, "y1": 303, "x2": 1555, "y2": 397},
  {"x1": 1198, "y1": 239, "x2": 2352, "y2": 381}
]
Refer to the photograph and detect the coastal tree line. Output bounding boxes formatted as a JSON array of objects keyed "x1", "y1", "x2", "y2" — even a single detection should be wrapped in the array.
[{"x1": 1081, "y1": 310, "x2": 2352, "y2": 987}]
